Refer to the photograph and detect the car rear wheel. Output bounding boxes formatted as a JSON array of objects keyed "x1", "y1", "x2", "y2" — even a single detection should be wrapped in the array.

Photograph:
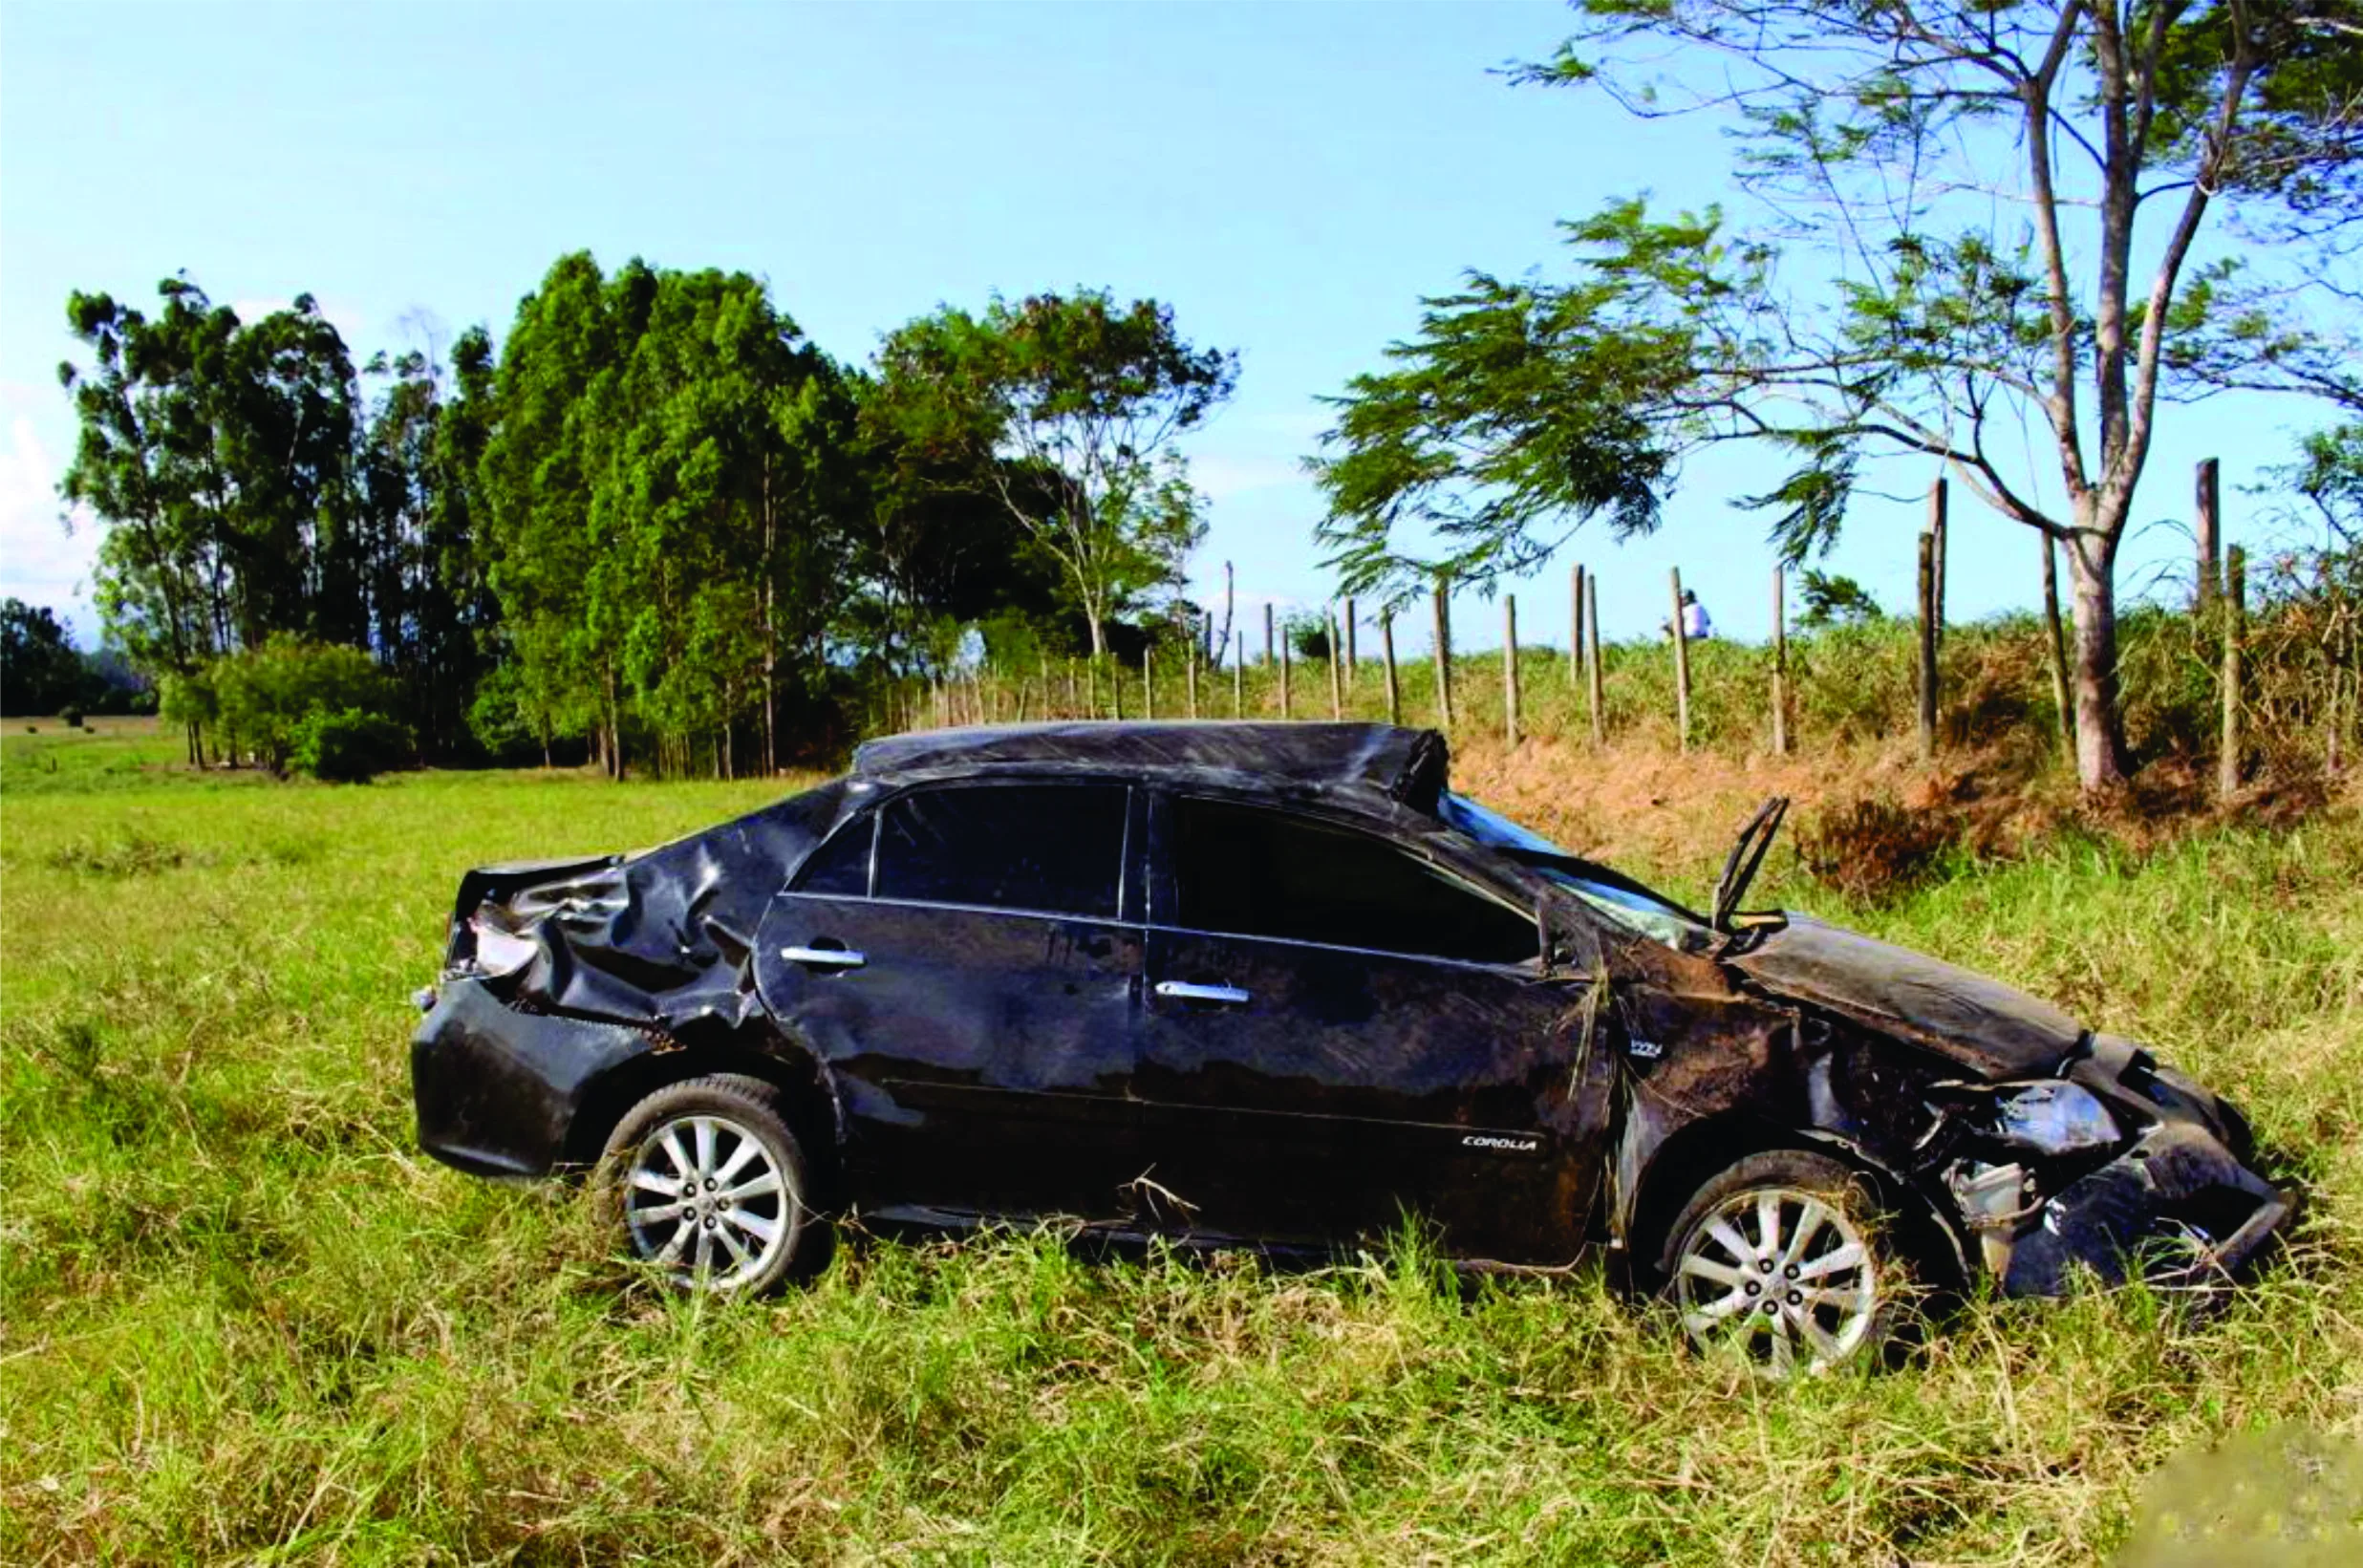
[
  {"x1": 596, "y1": 1075, "x2": 820, "y2": 1295},
  {"x1": 1665, "y1": 1149, "x2": 1897, "y2": 1377}
]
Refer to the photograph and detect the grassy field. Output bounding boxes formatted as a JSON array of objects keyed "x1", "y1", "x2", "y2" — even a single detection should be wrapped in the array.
[{"x1": 4, "y1": 720, "x2": 2360, "y2": 1564}]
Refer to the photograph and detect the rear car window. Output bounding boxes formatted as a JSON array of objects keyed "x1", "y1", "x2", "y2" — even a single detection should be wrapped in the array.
[
  {"x1": 1171, "y1": 798, "x2": 1536, "y2": 965},
  {"x1": 791, "y1": 814, "x2": 876, "y2": 896},
  {"x1": 873, "y1": 783, "x2": 1128, "y2": 919}
]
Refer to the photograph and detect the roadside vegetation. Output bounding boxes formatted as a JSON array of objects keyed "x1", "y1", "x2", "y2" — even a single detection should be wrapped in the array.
[{"x1": 4, "y1": 722, "x2": 2357, "y2": 1564}]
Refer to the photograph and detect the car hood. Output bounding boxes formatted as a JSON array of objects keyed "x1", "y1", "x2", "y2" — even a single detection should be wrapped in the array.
[{"x1": 1728, "y1": 913, "x2": 2085, "y2": 1078}]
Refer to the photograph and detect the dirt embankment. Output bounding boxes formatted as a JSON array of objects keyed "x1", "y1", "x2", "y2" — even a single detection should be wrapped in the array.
[{"x1": 1450, "y1": 733, "x2": 2361, "y2": 891}]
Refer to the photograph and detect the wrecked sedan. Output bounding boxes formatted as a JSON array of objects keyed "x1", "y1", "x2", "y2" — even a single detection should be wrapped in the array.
[{"x1": 411, "y1": 721, "x2": 2288, "y2": 1371}]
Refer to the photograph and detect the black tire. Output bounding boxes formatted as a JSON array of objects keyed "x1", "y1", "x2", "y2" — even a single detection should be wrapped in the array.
[
  {"x1": 1661, "y1": 1149, "x2": 1905, "y2": 1376},
  {"x1": 595, "y1": 1073, "x2": 827, "y2": 1295}
]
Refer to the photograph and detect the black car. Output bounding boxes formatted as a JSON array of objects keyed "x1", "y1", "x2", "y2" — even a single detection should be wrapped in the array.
[{"x1": 411, "y1": 721, "x2": 2288, "y2": 1373}]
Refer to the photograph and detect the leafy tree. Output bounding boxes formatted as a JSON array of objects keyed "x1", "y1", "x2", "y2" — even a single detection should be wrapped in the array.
[
  {"x1": 2288, "y1": 423, "x2": 2363, "y2": 548},
  {"x1": 1, "y1": 600, "x2": 87, "y2": 715},
  {"x1": 354, "y1": 333, "x2": 493, "y2": 760},
  {"x1": 477, "y1": 252, "x2": 635, "y2": 773},
  {"x1": 58, "y1": 279, "x2": 380, "y2": 753},
  {"x1": 477, "y1": 255, "x2": 856, "y2": 777},
  {"x1": 872, "y1": 290, "x2": 1235, "y2": 658},
  {"x1": 56, "y1": 282, "x2": 236, "y2": 685},
  {"x1": 1312, "y1": 2, "x2": 2363, "y2": 791},
  {"x1": 1795, "y1": 571, "x2": 1886, "y2": 630}
]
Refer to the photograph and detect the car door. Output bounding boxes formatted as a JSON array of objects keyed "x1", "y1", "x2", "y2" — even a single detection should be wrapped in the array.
[
  {"x1": 753, "y1": 779, "x2": 1148, "y2": 1225},
  {"x1": 1133, "y1": 792, "x2": 1604, "y2": 1261}
]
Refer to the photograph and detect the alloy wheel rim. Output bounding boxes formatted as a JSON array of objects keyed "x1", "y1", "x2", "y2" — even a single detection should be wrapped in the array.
[
  {"x1": 1675, "y1": 1186, "x2": 1879, "y2": 1376},
  {"x1": 622, "y1": 1113, "x2": 793, "y2": 1290}
]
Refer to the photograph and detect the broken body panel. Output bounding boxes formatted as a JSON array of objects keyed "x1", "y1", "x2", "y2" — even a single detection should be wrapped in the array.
[{"x1": 410, "y1": 721, "x2": 2288, "y2": 1297}]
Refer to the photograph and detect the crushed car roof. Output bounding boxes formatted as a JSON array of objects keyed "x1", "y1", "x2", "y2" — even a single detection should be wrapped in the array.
[{"x1": 850, "y1": 721, "x2": 1451, "y2": 806}]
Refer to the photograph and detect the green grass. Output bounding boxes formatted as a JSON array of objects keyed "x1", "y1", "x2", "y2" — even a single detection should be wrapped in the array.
[{"x1": 4, "y1": 723, "x2": 2360, "y2": 1563}]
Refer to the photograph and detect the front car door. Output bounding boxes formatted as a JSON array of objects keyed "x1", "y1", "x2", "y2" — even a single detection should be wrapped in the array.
[
  {"x1": 1133, "y1": 792, "x2": 1609, "y2": 1262},
  {"x1": 753, "y1": 778, "x2": 1147, "y2": 1226}
]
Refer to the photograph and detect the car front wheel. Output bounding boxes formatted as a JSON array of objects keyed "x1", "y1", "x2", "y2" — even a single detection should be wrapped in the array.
[
  {"x1": 596, "y1": 1074, "x2": 819, "y2": 1295},
  {"x1": 1664, "y1": 1149, "x2": 1898, "y2": 1377}
]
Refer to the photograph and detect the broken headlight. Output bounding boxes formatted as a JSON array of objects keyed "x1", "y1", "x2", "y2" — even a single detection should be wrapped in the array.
[{"x1": 1983, "y1": 1081, "x2": 2124, "y2": 1156}]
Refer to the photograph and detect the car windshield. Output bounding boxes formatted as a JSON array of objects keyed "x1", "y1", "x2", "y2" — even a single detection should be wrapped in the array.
[{"x1": 1438, "y1": 791, "x2": 1712, "y2": 952}]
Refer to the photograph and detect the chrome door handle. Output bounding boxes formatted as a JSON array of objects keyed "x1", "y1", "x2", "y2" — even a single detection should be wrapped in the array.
[
  {"x1": 781, "y1": 946, "x2": 867, "y2": 970},
  {"x1": 1154, "y1": 980, "x2": 1251, "y2": 1005}
]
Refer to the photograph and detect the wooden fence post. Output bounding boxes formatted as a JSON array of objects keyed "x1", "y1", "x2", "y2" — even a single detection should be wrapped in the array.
[
  {"x1": 1929, "y1": 477, "x2": 1948, "y2": 648},
  {"x1": 1279, "y1": 634, "x2": 1293, "y2": 718},
  {"x1": 1585, "y1": 572, "x2": 1604, "y2": 745},
  {"x1": 1572, "y1": 564, "x2": 1586, "y2": 692},
  {"x1": 1264, "y1": 602, "x2": 1277, "y2": 672},
  {"x1": 2220, "y1": 545, "x2": 2245, "y2": 800},
  {"x1": 1917, "y1": 533, "x2": 1938, "y2": 761},
  {"x1": 1186, "y1": 635, "x2": 1198, "y2": 719},
  {"x1": 1143, "y1": 647, "x2": 1154, "y2": 720},
  {"x1": 1504, "y1": 593, "x2": 1521, "y2": 746},
  {"x1": 1772, "y1": 565, "x2": 1789, "y2": 756},
  {"x1": 1233, "y1": 631, "x2": 1245, "y2": 717},
  {"x1": 1343, "y1": 598, "x2": 1358, "y2": 673},
  {"x1": 1110, "y1": 655, "x2": 1124, "y2": 720},
  {"x1": 1085, "y1": 656, "x2": 1098, "y2": 718},
  {"x1": 2197, "y1": 457, "x2": 2223, "y2": 612},
  {"x1": 1328, "y1": 607, "x2": 1345, "y2": 719},
  {"x1": 2330, "y1": 609, "x2": 2352, "y2": 778},
  {"x1": 1381, "y1": 611, "x2": 1401, "y2": 724},
  {"x1": 1668, "y1": 568, "x2": 1691, "y2": 751},
  {"x1": 1432, "y1": 577, "x2": 1454, "y2": 730}
]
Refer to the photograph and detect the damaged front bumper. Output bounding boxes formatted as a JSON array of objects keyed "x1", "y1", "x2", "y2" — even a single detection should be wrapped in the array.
[
  {"x1": 1961, "y1": 1121, "x2": 2293, "y2": 1296},
  {"x1": 1943, "y1": 1041, "x2": 2294, "y2": 1299}
]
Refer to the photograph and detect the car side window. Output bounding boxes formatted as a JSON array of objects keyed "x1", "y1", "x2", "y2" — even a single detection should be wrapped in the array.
[
  {"x1": 873, "y1": 783, "x2": 1128, "y2": 919},
  {"x1": 1171, "y1": 797, "x2": 1537, "y2": 965},
  {"x1": 791, "y1": 812, "x2": 876, "y2": 896}
]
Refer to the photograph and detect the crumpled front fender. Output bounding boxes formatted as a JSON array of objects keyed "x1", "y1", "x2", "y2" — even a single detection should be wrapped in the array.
[{"x1": 1988, "y1": 1119, "x2": 2293, "y2": 1297}]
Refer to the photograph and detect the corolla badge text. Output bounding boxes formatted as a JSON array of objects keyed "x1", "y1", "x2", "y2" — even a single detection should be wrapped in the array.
[{"x1": 1462, "y1": 1133, "x2": 1540, "y2": 1153}]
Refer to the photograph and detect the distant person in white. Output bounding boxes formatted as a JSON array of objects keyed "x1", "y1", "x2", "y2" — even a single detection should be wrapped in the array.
[{"x1": 1663, "y1": 589, "x2": 1713, "y2": 640}]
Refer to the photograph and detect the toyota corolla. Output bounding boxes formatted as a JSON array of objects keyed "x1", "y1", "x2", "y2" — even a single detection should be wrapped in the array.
[{"x1": 410, "y1": 722, "x2": 2288, "y2": 1372}]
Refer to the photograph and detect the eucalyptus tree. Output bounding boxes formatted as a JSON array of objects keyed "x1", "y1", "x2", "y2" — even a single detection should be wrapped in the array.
[
  {"x1": 58, "y1": 281, "x2": 237, "y2": 682},
  {"x1": 1313, "y1": 1, "x2": 2363, "y2": 790},
  {"x1": 478, "y1": 253, "x2": 639, "y2": 772},
  {"x1": 478, "y1": 255, "x2": 856, "y2": 775},
  {"x1": 59, "y1": 279, "x2": 370, "y2": 756},
  {"x1": 872, "y1": 290, "x2": 1235, "y2": 660}
]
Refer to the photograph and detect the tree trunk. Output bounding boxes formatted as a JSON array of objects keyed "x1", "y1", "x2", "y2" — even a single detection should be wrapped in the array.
[
  {"x1": 2040, "y1": 533, "x2": 2073, "y2": 754},
  {"x1": 1087, "y1": 610, "x2": 1107, "y2": 659},
  {"x1": 2066, "y1": 533, "x2": 2130, "y2": 790}
]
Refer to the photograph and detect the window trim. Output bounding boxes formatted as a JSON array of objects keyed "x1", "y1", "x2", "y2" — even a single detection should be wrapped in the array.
[
  {"x1": 1155, "y1": 791, "x2": 1543, "y2": 969},
  {"x1": 794, "y1": 777, "x2": 1135, "y2": 924}
]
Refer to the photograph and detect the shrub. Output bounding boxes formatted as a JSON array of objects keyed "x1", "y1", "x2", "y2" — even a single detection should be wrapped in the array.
[
  {"x1": 203, "y1": 637, "x2": 397, "y2": 773},
  {"x1": 290, "y1": 708, "x2": 413, "y2": 784},
  {"x1": 1794, "y1": 793, "x2": 1960, "y2": 904},
  {"x1": 60, "y1": 706, "x2": 84, "y2": 729}
]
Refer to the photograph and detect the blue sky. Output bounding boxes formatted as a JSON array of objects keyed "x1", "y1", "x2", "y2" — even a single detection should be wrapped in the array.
[{"x1": 0, "y1": 0, "x2": 2336, "y2": 652}]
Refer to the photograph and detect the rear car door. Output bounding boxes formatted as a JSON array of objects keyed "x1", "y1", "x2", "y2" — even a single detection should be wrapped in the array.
[
  {"x1": 1134, "y1": 793, "x2": 1601, "y2": 1260},
  {"x1": 753, "y1": 779, "x2": 1147, "y2": 1224}
]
